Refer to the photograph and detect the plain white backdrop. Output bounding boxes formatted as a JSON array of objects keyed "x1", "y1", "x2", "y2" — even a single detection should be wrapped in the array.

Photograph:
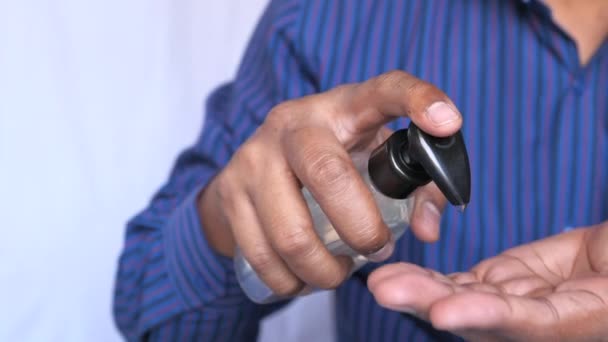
[{"x1": 0, "y1": 1, "x2": 334, "y2": 341}]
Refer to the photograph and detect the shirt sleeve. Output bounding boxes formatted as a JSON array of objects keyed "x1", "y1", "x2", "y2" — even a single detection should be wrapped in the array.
[{"x1": 112, "y1": 0, "x2": 320, "y2": 340}]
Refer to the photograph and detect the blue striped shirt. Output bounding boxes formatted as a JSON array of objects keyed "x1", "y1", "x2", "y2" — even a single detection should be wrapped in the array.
[{"x1": 113, "y1": 0, "x2": 608, "y2": 340}]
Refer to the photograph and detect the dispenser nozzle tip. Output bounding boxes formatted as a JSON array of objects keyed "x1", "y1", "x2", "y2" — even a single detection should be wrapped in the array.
[{"x1": 457, "y1": 204, "x2": 467, "y2": 213}]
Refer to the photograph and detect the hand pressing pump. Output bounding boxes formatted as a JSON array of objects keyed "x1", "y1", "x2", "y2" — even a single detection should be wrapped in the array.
[{"x1": 235, "y1": 122, "x2": 471, "y2": 304}]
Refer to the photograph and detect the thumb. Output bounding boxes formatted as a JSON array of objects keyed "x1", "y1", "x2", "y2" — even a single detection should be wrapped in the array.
[{"x1": 409, "y1": 182, "x2": 447, "y2": 242}]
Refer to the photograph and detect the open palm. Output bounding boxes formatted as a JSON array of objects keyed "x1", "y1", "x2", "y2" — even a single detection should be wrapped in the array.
[{"x1": 368, "y1": 222, "x2": 608, "y2": 341}]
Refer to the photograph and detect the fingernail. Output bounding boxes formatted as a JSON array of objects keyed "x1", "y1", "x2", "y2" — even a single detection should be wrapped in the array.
[
  {"x1": 422, "y1": 201, "x2": 441, "y2": 226},
  {"x1": 425, "y1": 101, "x2": 461, "y2": 126},
  {"x1": 367, "y1": 239, "x2": 395, "y2": 262}
]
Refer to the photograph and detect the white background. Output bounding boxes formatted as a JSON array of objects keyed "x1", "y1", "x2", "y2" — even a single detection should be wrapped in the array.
[{"x1": 0, "y1": 1, "x2": 334, "y2": 341}]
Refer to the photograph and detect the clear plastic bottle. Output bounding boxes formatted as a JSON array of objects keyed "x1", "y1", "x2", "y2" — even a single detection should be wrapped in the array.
[
  {"x1": 234, "y1": 124, "x2": 471, "y2": 304},
  {"x1": 234, "y1": 153, "x2": 413, "y2": 304}
]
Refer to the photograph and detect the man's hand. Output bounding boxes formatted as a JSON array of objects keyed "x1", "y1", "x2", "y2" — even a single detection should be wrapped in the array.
[
  {"x1": 368, "y1": 221, "x2": 608, "y2": 341},
  {"x1": 198, "y1": 70, "x2": 463, "y2": 297}
]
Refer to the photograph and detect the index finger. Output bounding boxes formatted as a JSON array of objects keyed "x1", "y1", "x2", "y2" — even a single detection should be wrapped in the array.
[{"x1": 323, "y1": 70, "x2": 463, "y2": 143}]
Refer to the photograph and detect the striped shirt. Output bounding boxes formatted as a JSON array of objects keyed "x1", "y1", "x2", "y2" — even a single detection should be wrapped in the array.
[{"x1": 113, "y1": 0, "x2": 608, "y2": 340}]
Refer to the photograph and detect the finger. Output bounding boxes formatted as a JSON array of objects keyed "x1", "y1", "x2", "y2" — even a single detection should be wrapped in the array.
[
  {"x1": 284, "y1": 126, "x2": 393, "y2": 261},
  {"x1": 473, "y1": 254, "x2": 540, "y2": 283},
  {"x1": 368, "y1": 263, "x2": 458, "y2": 291},
  {"x1": 326, "y1": 70, "x2": 462, "y2": 141},
  {"x1": 409, "y1": 182, "x2": 447, "y2": 242},
  {"x1": 369, "y1": 268, "x2": 457, "y2": 318},
  {"x1": 229, "y1": 194, "x2": 304, "y2": 297},
  {"x1": 250, "y1": 158, "x2": 353, "y2": 289},
  {"x1": 367, "y1": 262, "x2": 431, "y2": 290}
]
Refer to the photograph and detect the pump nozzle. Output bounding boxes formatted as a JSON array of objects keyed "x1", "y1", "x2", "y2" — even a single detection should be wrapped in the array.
[
  {"x1": 368, "y1": 123, "x2": 471, "y2": 206},
  {"x1": 406, "y1": 124, "x2": 470, "y2": 206}
]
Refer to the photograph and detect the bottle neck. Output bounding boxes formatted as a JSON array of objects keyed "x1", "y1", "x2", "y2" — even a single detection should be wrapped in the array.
[{"x1": 367, "y1": 129, "x2": 431, "y2": 200}]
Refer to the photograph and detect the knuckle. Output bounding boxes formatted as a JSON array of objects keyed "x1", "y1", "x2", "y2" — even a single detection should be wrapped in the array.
[
  {"x1": 234, "y1": 140, "x2": 264, "y2": 173},
  {"x1": 268, "y1": 102, "x2": 290, "y2": 118},
  {"x1": 267, "y1": 101, "x2": 317, "y2": 141},
  {"x1": 304, "y1": 150, "x2": 351, "y2": 190},
  {"x1": 405, "y1": 79, "x2": 437, "y2": 97},
  {"x1": 385, "y1": 69, "x2": 409, "y2": 80},
  {"x1": 275, "y1": 229, "x2": 316, "y2": 259},
  {"x1": 267, "y1": 101, "x2": 297, "y2": 127},
  {"x1": 375, "y1": 70, "x2": 411, "y2": 89}
]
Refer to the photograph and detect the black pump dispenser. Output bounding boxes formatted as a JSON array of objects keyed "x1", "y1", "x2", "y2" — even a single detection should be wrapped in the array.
[{"x1": 368, "y1": 123, "x2": 471, "y2": 206}]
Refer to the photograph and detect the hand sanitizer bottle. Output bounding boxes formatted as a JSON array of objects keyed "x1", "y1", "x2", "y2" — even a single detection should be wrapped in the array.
[{"x1": 235, "y1": 123, "x2": 471, "y2": 304}]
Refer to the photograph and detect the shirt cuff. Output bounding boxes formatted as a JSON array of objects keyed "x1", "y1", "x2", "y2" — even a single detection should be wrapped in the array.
[{"x1": 163, "y1": 184, "x2": 247, "y2": 308}]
